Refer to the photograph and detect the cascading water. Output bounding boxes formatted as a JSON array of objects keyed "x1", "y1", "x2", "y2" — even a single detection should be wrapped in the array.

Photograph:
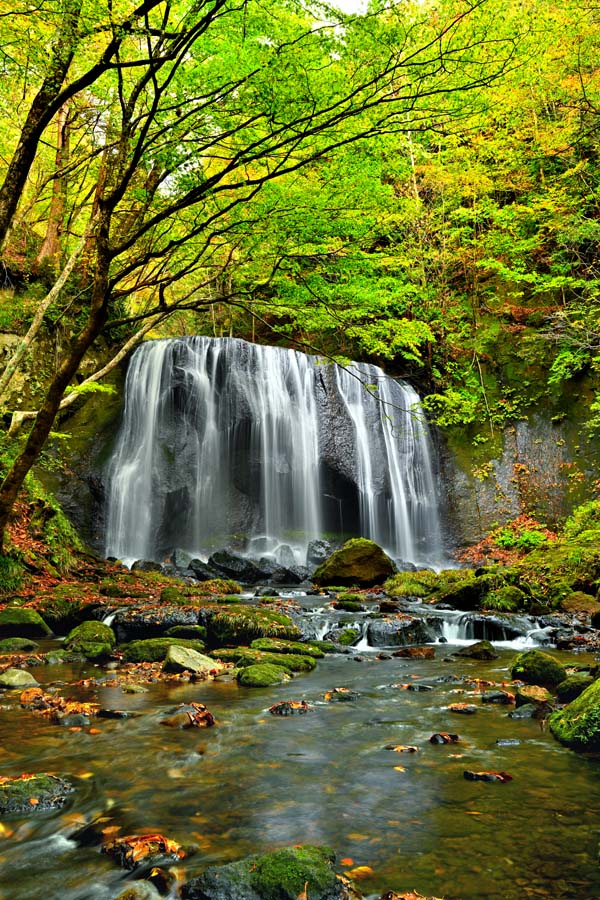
[{"x1": 105, "y1": 337, "x2": 445, "y2": 567}]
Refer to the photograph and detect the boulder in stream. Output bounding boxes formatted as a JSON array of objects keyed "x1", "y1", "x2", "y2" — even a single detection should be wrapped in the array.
[
  {"x1": 312, "y1": 538, "x2": 396, "y2": 588},
  {"x1": 0, "y1": 668, "x2": 39, "y2": 688},
  {"x1": 0, "y1": 607, "x2": 52, "y2": 638},
  {"x1": 0, "y1": 773, "x2": 74, "y2": 815},
  {"x1": 510, "y1": 649, "x2": 567, "y2": 687},
  {"x1": 181, "y1": 844, "x2": 346, "y2": 900},
  {"x1": 549, "y1": 677, "x2": 600, "y2": 751},
  {"x1": 454, "y1": 640, "x2": 498, "y2": 660},
  {"x1": 64, "y1": 620, "x2": 116, "y2": 659},
  {"x1": 367, "y1": 616, "x2": 432, "y2": 647},
  {"x1": 163, "y1": 645, "x2": 225, "y2": 677}
]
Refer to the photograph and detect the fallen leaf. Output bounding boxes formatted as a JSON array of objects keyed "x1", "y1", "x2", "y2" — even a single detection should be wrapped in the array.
[
  {"x1": 393, "y1": 765, "x2": 406, "y2": 772},
  {"x1": 388, "y1": 745, "x2": 419, "y2": 753},
  {"x1": 346, "y1": 866, "x2": 375, "y2": 880},
  {"x1": 340, "y1": 858, "x2": 354, "y2": 866}
]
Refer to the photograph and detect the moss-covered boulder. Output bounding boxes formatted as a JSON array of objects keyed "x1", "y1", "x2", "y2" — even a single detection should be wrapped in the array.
[
  {"x1": 454, "y1": 640, "x2": 498, "y2": 660},
  {"x1": 250, "y1": 638, "x2": 324, "y2": 659},
  {"x1": 332, "y1": 599, "x2": 364, "y2": 612},
  {"x1": 0, "y1": 637, "x2": 39, "y2": 653},
  {"x1": 556, "y1": 673, "x2": 595, "y2": 703},
  {"x1": 0, "y1": 607, "x2": 52, "y2": 638},
  {"x1": 511, "y1": 649, "x2": 567, "y2": 687},
  {"x1": 210, "y1": 647, "x2": 316, "y2": 673},
  {"x1": 121, "y1": 638, "x2": 207, "y2": 663},
  {"x1": 237, "y1": 664, "x2": 290, "y2": 687},
  {"x1": 0, "y1": 773, "x2": 74, "y2": 815},
  {"x1": 64, "y1": 621, "x2": 116, "y2": 659},
  {"x1": 0, "y1": 668, "x2": 39, "y2": 688},
  {"x1": 160, "y1": 586, "x2": 187, "y2": 604},
  {"x1": 163, "y1": 645, "x2": 225, "y2": 676},
  {"x1": 206, "y1": 605, "x2": 301, "y2": 646},
  {"x1": 312, "y1": 538, "x2": 396, "y2": 588},
  {"x1": 560, "y1": 591, "x2": 600, "y2": 615},
  {"x1": 483, "y1": 585, "x2": 528, "y2": 612},
  {"x1": 181, "y1": 844, "x2": 345, "y2": 900},
  {"x1": 165, "y1": 625, "x2": 207, "y2": 640},
  {"x1": 550, "y1": 678, "x2": 600, "y2": 751}
]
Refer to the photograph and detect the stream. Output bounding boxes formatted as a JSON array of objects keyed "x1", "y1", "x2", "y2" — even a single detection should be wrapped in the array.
[{"x1": 1, "y1": 597, "x2": 600, "y2": 900}]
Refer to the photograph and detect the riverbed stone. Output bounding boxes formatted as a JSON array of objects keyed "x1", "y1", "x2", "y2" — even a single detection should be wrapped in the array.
[
  {"x1": 181, "y1": 844, "x2": 345, "y2": 900},
  {"x1": 163, "y1": 645, "x2": 225, "y2": 676},
  {"x1": 0, "y1": 773, "x2": 74, "y2": 815},
  {"x1": 367, "y1": 615, "x2": 432, "y2": 647},
  {"x1": 312, "y1": 538, "x2": 396, "y2": 588},
  {"x1": 64, "y1": 620, "x2": 116, "y2": 659},
  {"x1": 0, "y1": 637, "x2": 39, "y2": 653},
  {"x1": 510, "y1": 649, "x2": 567, "y2": 687},
  {"x1": 0, "y1": 668, "x2": 39, "y2": 688},
  {"x1": 0, "y1": 607, "x2": 52, "y2": 638},
  {"x1": 515, "y1": 684, "x2": 555, "y2": 716},
  {"x1": 454, "y1": 640, "x2": 498, "y2": 660},
  {"x1": 237, "y1": 663, "x2": 290, "y2": 687},
  {"x1": 550, "y1": 677, "x2": 600, "y2": 751}
]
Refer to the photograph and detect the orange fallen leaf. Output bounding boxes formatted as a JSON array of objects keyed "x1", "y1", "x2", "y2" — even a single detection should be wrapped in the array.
[
  {"x1": 88, "y1": 728, "x2": 101, "y2": 735},
  {"x1": 28, "y1": 798, "x2": 39, "y2": 806},
  {"x1": 340, "y1": 858, "x2": 354, "y2": 866}
]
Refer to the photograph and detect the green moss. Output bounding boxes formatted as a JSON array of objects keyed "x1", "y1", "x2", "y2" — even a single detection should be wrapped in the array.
[
  {"x1": 0, "y1": 607, "x2": 52, "y2": 637},
  {"x1": 312, "y1": 538, "x2": 396, "y2": 587},
  {"x1": 483, "y1": 585, "x2": 528, "y2": 612},
  {"x1": 307, "y1": 640, "x2": 337, "y2": 654},
  {"x1": 384, "y1": 568, "x2": 477, "y2": 600},
  {"x1": 336, "y1": 592, "x2": 364, "y2": 603},
  {"x1": 121, "y1": 638, "x2": 206, "y2": 663},
  {"x1": 0, "y1": 773, "x2": 74, "y2": 815},
  {"x1": 556, "y1": 673, "x2": 595, "y2": 703},
  {"x1": 333, "y1": 599, "x2": 364, "y2": 612},
  {"x1": 250, "y1": 638, "x2": 324, "y2": 658},
  {"x1": 65, "y1": 620, "x2": 116, "y2": 659},
  {"x1": 0, "y1": 637, "x2": 39, "y2": 653},
  {"x1": 164, "y1": 625, "x2": 207, "y2": 640},
  {"x1": 100, "y1": 579, "x2": 150, "y2": 599},
  {"x1": 337, "y1": 627, "x2": 360, "y2": 646},
  {"x1": 249, "y1": 845, "x2": 338, "y2": 900},
  {"x1": 180, "y1": 579, "x2": 242, "y2": 597},
  {"x1": 207, "y1": 605, "x2": 300, "y2": 646},
  {"x1": 0, "y1": 554, "x2": 24, "y2": 595},
  {"x1": 237, "y1": 663, "x2": 290, "y2": 687},
  {"x1": 210, "y1": 647, "x2": 316, "y2": 672},
  {"x1": 511, "y1": 650, "x2": 567, "y2": 688},
  {"x1": 550, "y1": 677, "x2": 600, "y2": 751},
  {"x1": 160, "y1": 586, "x2": 186, "y2": 604}
]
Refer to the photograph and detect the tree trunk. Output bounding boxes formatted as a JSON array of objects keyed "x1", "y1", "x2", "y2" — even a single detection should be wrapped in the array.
[{"x1": 36, "y1": 104, "x2": 71, "y2": 268}]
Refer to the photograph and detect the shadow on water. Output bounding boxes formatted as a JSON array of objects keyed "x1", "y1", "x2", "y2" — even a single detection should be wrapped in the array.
[{"x1": 0, "y1": 641, "x2": 599, "y2": 900}]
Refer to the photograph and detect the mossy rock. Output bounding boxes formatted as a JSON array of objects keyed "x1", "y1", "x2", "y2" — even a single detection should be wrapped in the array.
[
  {"x1": 180, "y1": 579, "x2": 242, "y2": 598},
  {"x1": 455, "y1": 640, "x2": 498, "y2": 661},
  {"x1": 336, "y1": 592, "x2": 364, "y2": 603},
  {"x1": 550, "y1": 678, "x2": 600, "y2": 751},
  {"x1": 99, "y1": 579, "x2": 150, "y2": 599},
  {"x1": 511, "y1": 650, "x2": 567, "y2": 688},
  {"x1": 556, "y1": 673, "x2": 596, "y2": 703},
  {"x1": 0, "y1": 607, "x2": 52, "y2": 638},
  {"x1": 121, "y1": 638, "x2": 206, "y2": 663},
  {"x1": 165, "y1": 625, "x2": 207, "y2": 640},
  {"x1": 307, "y1": 640, "x2": 337, "y2": 654},
  {"x1": 312, "y1": 538, "x2": 396, "y2": 588},
  {"x1": 210, "y1": 647, "x2": 316, "y2": 672},
  {"x1": 483, "y1": 585, "x2": 529, "y2": 613},
  {"x1": 337, "y1": 627, "x2": 360, "y2": 646},
  {"x1": 160, "y1": 586, "x2": 187, "y2": 604},
  {"x1": 0, "y1": 773, "x2": 74, "y2": 815},
  {"x1": 206, "y1": 605, "x2": 300, "y2": 646},
  {"x1": 560, "y1": 591, "x2": 600, "y2": 615},
  {"x1": 181, "y1": 844, "x2": 343, "y2": 900},
  {"x1": 64, "y1": 621, "x2": 116, "y2": 660},
  {"x1": 332, "y1": 599, "x2": 364, "y2": 612},
  {"x1": 250, "y1": 638, "x2": 325, "y2": 659},
  {"x1": 0, "y1": 637, "x2": 39, "y2": 653},
  {"x1": 36, "y1": 597, "x2": 90, "y2": 634},
  {"x1": 237, "y1": 663, "x2": 290, "y2": 687},
  {"x1": 384, "y1": 568, "x2": 477, "y2": 600}
]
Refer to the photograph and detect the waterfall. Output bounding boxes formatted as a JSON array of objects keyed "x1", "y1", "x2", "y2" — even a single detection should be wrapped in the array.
[{"x1": 105, "y1": 337, "x2": 445, "y2": 568}]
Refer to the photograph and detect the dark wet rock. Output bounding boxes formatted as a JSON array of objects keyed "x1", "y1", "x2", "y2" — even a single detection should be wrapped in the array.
[
  {"x1": 454, "y1": 640, "x2": 498, "y2": 661},
  {"x1": 450, "y1": 613, "x2": 525, "y2": 642},
  {"x1": 508, "y1": 703, "x2": 538, "y2": 719},
  {"x1": 97, "y1": 709, "x2": 139, "y2": 719},
  {"x1": 550, "y1": 677, "x2": 600, "y2": 751},
  {"x1": 556, "y1": 673, "x2": 595, "y2": 703},
  {"x1": 0, "y1": 668, "x2": 39, "y2": 688},
  {"x1": 161, "y1": 702, "x2": 215, "y2": 728},
  {"x1": 510, "y1": 649, "x2": 567, "y2": 687},
  {"x1": 0, "y1": 773, "x2": 74, "y2": 814},
  {"x1": 515, "y1": 684, "x2": 554, "y2": 709},
  {"x1": 379, "y1": 600, "x2": 400, "y2": 613},
  {"x1": 307, "y1": 539, "x2": 332, "y2": 568},
  {"x1": 131, "y1": 559, "x2": 165, "y2": 573},
  {"x1": 208, "y1": 550, "x2": 267, "y2": 584},
  {"x1": 112, "y1": 607, "x2": 200, "y2": 642},
  {"x1": 102, "y1": 832, "x2": 186, "y2": 870},
  {"x1": 58, "y1": 713, "x2": 92, "y2": 727},
  {"x1": 186, "y1": 558, "x2": 220, "y2": 581},
  {"x1": 312, "y1": 538, "x2": 396, "y2": 588},
  {"x1": 181, "y1": 844, "x2": 345, "y2": 900},
  {"x1": 392, "y1": 646, "x2": 435, "y2": 659},
  {"x1": 0, "y1": 607, "x2": 52, "y2": 639},
  {"x1": 64, "y1": 620, "x2": 116, "y2": 660},
  {"x1": 366, "y1": 616, "x2": 432, "y2": 648},
  {"x1": 481, "y1": 690, "x2": 515, "y2": 705},
  {"x1": 429, "y1": 732, "x2": 459, "y2": 744},
  {"x1": 376, "y1": 652, "x2": 392, "y2": 660},
  {"x1": 448, "y1": 703, "x2": 478, "y2": 714},
  {"x1": 323, "y1": 626, "x2": 361, "y2": 647},
  {"x1": 464, "y1": 770, "x2": 512, "y2": 783},
  {"x1": 121, "y1": 638, "x2": 207, "y2": 663},
  {"x1": 0, "y1": 637, "x2": 39, "y2": 653},
  {"x1": 163, "y1": 645, "x2": 225, "y2": 676},
  {"x1": 407, "y1": 683, "x2": 433, "y2": 692},
  {"x1": 254, "y1": 587, "x2": 280, "y2": 598},
  {"x1": 269, "y1": 700, "x2": 311, "y2": 715},
  {"x1": 323, "y1": 688, "x2": 360, "y2": 702}
]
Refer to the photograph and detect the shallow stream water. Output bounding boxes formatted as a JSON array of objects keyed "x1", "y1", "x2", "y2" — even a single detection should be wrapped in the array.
[{"x1": 1, "y1": 627, "x2": 599, "y2": 900}]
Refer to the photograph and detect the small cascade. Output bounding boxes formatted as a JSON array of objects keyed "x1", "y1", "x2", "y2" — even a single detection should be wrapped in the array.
[
  {"x1": 105, "y1": 337, "x2": 445, "y2": 568},
  {"x1": 434, "y1": 610, "x2": 552, "y2": 649}
]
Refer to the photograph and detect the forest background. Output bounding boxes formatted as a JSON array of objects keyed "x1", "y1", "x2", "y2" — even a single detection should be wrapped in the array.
[{"x1": 0, "y1": 0, "x2": 599, "y2": 555}]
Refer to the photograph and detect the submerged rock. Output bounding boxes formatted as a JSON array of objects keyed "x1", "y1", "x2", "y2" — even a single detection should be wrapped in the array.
[
  {"x1": 64, "y1": 620, "x2": 116, "y2": 659},
  {"x1": 312, "y1": 538, "x2": 396, "y2": 588},
  {"x1": 367, "y1": 616, "x2": 432, "y2": 648},
  {"x1": 0, "y1": 637, "x2": 39, "y2": 653},
  {"x1": 549, "y1": 677, "x2": 600, "y2": 751},
  {"x1": 237, "y1": 663, "x2": 290, "y2": 687},
  {"x1": 510, "y1": 649, "x2": 566, "y2": 687},
  {"x1": 0, "y1": 773, "x2": 74, "y2": 815},
  {"x1": 454, "y1": 640, "x2": 498, "y2": 660},
  {"x1": 181, "y1": 844, "x2": 346, "y2": 900}
]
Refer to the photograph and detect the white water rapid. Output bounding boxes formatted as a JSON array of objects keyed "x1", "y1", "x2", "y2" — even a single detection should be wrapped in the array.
[{"x1": 104, "y1": 337, "x2": 445, "y2": 568}]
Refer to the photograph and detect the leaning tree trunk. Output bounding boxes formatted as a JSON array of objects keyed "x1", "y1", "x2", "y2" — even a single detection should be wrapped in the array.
[
  {"x1": 0, "y1": 221, "x2": 111, "y2": 553},
  {"x1": 36, "y1": 104, "x2": 71, "y2": 267}
]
